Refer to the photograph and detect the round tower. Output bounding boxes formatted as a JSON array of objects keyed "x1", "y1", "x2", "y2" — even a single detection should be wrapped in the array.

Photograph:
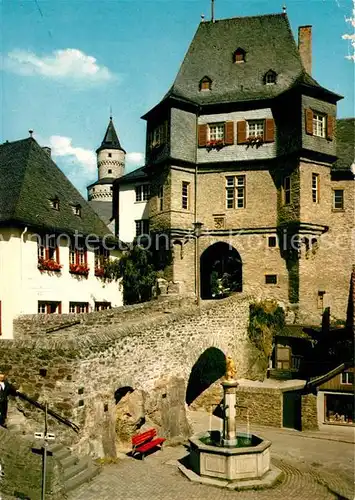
[{"x1": 87, "y1": 116, "x2": 126, "y2": 202}]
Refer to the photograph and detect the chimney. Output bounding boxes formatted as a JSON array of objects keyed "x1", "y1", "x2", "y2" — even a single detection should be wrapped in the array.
[
  {"x1": 42, "y1": 146, "x2": 51, "y2": 157},
  {"x1": 298, "y1": 25, "x2": 312, "y2": 75}
]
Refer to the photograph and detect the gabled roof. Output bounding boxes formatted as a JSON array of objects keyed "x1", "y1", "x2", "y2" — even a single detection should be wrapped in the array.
[
  {"x1": 143, "y1": 13, "x2": 341, "y2": 116},
  {"x1": 113, "y1": 166, "x2": 148, "y2": 186},
  {"x1": 96, "y1": 117, "x2": 125, "y2": 154},
  {"x1": 332, "y1": 118, "x2": 355, "y2": 172},
  {"x1": 0, "y1": 137, "x2": 113, "y2": 238}
]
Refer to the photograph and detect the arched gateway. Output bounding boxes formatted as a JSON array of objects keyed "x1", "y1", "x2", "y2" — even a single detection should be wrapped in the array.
[{"x1": 200, "y1": 242, "x2": 242, "y2": 299}]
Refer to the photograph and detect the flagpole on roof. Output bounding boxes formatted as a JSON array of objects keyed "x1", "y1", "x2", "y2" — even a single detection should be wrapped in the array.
[{"x1": 211, "y1": 0, "x2": 215, "y2": 22}]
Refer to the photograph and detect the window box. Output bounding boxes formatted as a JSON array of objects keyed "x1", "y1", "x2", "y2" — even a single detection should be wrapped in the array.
[
  {"x1": 245, "y1": 134, "x2": 264, "y2": 148},
  {"x1": 69, "y1": 263, "x2": 90, "y2": 276},
  {"x1": 94, "y1": 267, "x2": 105, "y2": 278},
  {"x1": 38, "y1": 257, "x2": 62, "y2": 272},
  {"x1": 206, "y1": 139, "x2": 225, "y2": 151}
]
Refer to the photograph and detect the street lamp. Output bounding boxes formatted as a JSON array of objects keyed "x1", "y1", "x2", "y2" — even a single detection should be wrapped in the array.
[{"x1": 193, "y1": 221, "x2": 203, "y2": 305}]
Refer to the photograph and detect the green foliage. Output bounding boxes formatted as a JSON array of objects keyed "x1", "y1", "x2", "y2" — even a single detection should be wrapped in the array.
[
  {"x1": 104, "y1": 244, "x2": 157, "y2": 305},
  {"x1": 248, "y1": 300, "x2": 285, "y2": 357}
]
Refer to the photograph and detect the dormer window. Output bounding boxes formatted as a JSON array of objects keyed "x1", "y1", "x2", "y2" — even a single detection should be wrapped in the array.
[
  {"x1": 264, "y1": 70, "x2": 277, "y2": 85},
  {"x1": 199, "y1": 76, "x2": 212, "y2": 91},
  {"x1": 233, "y1": 48, "x2": 246, "y2": 63},
  {"x1": 72, "y1": 204, "x2": 81, "y2": 217},
  {"x1": 50, "y1": 198, "x2": 59, "y2": 211}
]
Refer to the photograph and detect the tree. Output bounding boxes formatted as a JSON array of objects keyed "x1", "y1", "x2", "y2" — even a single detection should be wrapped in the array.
[{"x1": 104, "y1": 244, "x2": 157, "y2": 305}]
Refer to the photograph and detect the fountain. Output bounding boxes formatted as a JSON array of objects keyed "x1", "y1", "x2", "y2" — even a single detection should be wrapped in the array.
[{"x1": 179, "y1": 356, "x2": 283, "y2": 490}]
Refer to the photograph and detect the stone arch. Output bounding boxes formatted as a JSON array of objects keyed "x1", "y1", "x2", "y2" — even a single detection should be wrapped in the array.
[
  {"x1": 185, "y1": 347, "x2": 226, "y2": 405},
  {"x1": 114, "y1": 385, "x2": 134, "y2": 404},
  {"x1": 200, "y1": 242, "x2": 243, "y2": 299}
]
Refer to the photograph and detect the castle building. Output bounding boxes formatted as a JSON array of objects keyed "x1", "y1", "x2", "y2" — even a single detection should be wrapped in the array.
[
  {"x1": 87, "y1": 117, "x2": 125, "y2": 231},
  {"x1": 0, "y1": 136, "x2": 123, "y2": 339},
  {"x1": 133, "y1": 12, "x2": 354, "y2": 324}
]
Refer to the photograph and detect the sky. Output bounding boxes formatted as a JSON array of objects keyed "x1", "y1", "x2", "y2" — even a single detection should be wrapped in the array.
[{"x1": 0, "y1": 0, "x2": 354, "y2": 196}]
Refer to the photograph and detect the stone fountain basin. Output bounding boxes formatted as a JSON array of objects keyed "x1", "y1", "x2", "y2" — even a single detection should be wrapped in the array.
[{"x1": 189, "y1": 432, "x2": 271, "y2": 481}]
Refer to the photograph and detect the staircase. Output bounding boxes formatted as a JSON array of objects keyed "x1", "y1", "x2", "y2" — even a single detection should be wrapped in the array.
[
  {"x1": 49, "y1": 442, "x2": 100, "y2": 494},
  {"x1": 5, "y1": 408, "x2": 100, "y2": 495}
]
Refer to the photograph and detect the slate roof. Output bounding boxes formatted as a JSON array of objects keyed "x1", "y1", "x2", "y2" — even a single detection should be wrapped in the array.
[
  {"x1": 113, "y1": 166, "x2": 148, "y2": 186},
  {"x1": 0, "y1": 137, "x2": 114, "y2": 238},
  {"x1": 333, "y1": 118, "x2": 355, "y2": 172},
  {"x1": 143, "y1": 13, "x2": 340, "y2": 116},
  {"x1": 87, "y1": 177, "x2": 114, "y2": 188},
  {"x1": 88, "y1": 200, "x2": 113, "y2": 226},
  {"x1": 96, "y1": 117, "x2": 125, "y2": 154}
]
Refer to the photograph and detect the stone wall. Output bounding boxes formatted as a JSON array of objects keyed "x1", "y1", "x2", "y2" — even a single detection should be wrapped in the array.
[
  {"x1": 0, "y1": 428, "x2": 60, "y2": 499},
  {"x1": 1, "y1": 294, "x2": 254, "y2": 457},
  {"x1": 191, "y1": 380, "x2": 283, "y2": 428},
  {"x1": 301, "y1": 393, "x2": 318, "y2": 431}
]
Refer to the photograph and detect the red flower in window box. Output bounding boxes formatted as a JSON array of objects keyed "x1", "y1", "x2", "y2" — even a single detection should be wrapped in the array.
[
  {"x1": 38, "y1": 257, "x2": 62, "y2": 272},
  {"x1": 246, "y1": 135, "x2": 264, "y2": 148},
  {"x1": 94, "y1": 267, "x2": 105, "y2": 278},
  {"x1": 206, "y1": 139, "x2": 224, "y2": 151},
  {"x1": 69, "y1": 263, "x2": 90, "y2": 276}
]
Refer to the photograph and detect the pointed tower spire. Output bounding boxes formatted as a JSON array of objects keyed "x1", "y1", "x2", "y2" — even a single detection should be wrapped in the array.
[{"x1": 96, "y1": 117, "x2": 125, "y2": 154}]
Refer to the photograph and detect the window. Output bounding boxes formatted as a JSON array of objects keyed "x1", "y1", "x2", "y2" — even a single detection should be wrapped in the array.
[
  {"x1": 69, "y1": 239, "x2": 88, "y2": 274},
  {"x1": 158, "y1": 185, "x2": 164, "y2": 211},
  {"x1": 50, "y1": 198, "x2": 59, "y2": 210},
  {"x1": 135, "y1": 219, "x2": 149, "y2": 237},
  {"x1": 333, "y1": 189, "x2": 344, "y2": 210},
  {"x1": 182, "y1": 181, "x2": 190, "y2": 210},
  {"x1": 313, "y1": 113, "x2": 326, "y2": 138},
  {"x1": 312, "y1": 173, "x2": 319, "y2": 203},
  {"x1": 317, "y1": 290, "x2": 325, "y2": 309},
  {"x1": 199, "y1": 76, "x2": 212, "y2": 91},
  {"x1": 94, "y1": 247, "x2": 109, "y2": 275},
  {"x1": 69, "y1": 302, "x2": 89, "y2": 314},
  {"x1": 264, "y1": 70, "x2": 277, "y2": 85},
  {"x1": 108, "y1": 153, "x2": 112, "y2": 158},
  {"x1": 37, "y1": 235, "x2": 60, "y2": 264},
  {"x1": 226, "y1": 176, "x2": 246, "y2": 209},
  {"x1": 233, "y1": 48, "x2": 246, "y2": 63},
  {"x1": 268, "y1": 236, "x2": 277, "y2": 248},
  {"x1": 265, "y1": 274, "x2": 277, "y2": 284},
  {"x1": 38, "y1": 301, "x2": 61, "y2": 314},
  {"x1": 208, "y1": 123, "x2": 225, "y2": 142},
  {"x1": 72, "y1": 204, "x2": 81, "y2": 217},
  {"x1": 247, "y1": 120, "x2": 264, "y2": 138},
  {"x1": 341, "y1": 372, "x2": 354, "y2": 385},
  {"x1": 283, "y1": 176, "x2": 291, "y2": 205},
  {"x1": 108, "y1": 169, "x2": 112, "y2": 174},
  {"x1": 135, "y1": 184, "x2": 150, "y2": 202},
  {"x1": 95, "y1": 302, "x2": 111, "y2": 311},
  {"x1": 148, "y1": 122, "x2": 167, "y2": 150},
  {"x1": 276, "y1": 346, "x2": 291, "y2": 370}
]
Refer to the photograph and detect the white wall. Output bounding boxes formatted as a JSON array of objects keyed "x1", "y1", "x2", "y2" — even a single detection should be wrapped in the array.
[
  {"x1": 0, "y1": 228, "x2": 123, "y2": 339},
  {"x1": 118, "y1": 183, "x2": 149, "y2": 243}
]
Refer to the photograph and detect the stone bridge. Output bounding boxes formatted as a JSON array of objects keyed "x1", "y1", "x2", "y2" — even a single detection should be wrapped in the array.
[{"x1": 0, "y1": 294, "x2": 260, "y2": 456}]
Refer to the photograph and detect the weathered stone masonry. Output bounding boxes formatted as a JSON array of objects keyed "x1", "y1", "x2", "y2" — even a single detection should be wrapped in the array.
[{"x1": 1, "y1": 294, "x2": 255, "y2": 456}]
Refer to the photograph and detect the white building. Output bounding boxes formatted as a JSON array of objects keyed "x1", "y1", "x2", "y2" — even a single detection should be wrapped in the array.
[
  {"x1": 0, "y1": 136, "x2": 123, "y2": 339},
  {"x1": 113, "y1": 167, "x2": 150, "y2": 243}
]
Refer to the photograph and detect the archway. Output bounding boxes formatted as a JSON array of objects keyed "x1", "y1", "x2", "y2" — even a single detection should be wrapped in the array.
[
  {"x1": 200, "y1": 242, "x2": 242, "y2": 299},
  {"x1": 186, "y1": 347, "x2": 226, "y2": 405}
]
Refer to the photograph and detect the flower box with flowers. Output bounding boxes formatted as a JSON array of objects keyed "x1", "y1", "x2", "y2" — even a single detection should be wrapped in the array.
[
  {"x1": 38, "y1": 258, "x2": 62, "y2": 272},
  {"x1": 246, "y1": 135, "x2": 264, "y2": 147},
  {"x1": 206, "y1": 139, "x2": 225, "y2": 151},
  {"x1": 94, "y1": 267, "x2": 105, "y2": 278},
  {"x1": 70, "y1": 263, "x2": 90, "y2": 276}
]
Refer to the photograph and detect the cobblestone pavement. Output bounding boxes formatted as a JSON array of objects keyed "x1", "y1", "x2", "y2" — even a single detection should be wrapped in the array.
[
  {"x1": 69, "y1": 410, "x2": 355, "y2": 500},
  {"x1": 70, "y1": 448, "x2": 338, "y2": 500}
]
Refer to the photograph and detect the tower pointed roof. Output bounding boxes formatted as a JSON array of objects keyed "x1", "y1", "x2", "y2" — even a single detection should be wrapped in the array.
[{"x1": 96, "y1": 117, "x2": 126, "y2": 154}]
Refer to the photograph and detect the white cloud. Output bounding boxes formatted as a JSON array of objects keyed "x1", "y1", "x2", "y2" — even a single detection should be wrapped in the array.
[
  {"x1": 4, "y1": 48, "x2": 114, "y2": 83},
  {"x1": 49, "y1": 135, "x2": 96, "y2": 174},
  {"x1": 126, "y1": 152, "x2": 144, "y2": 164},
  {"x1": 343, "y1": 0, "x2": 355, "y2": 61}
]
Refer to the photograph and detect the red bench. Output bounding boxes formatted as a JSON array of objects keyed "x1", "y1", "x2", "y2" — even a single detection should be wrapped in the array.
[{"x1": 131, "y1": 428, "x2": 166, "y2": 459}]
